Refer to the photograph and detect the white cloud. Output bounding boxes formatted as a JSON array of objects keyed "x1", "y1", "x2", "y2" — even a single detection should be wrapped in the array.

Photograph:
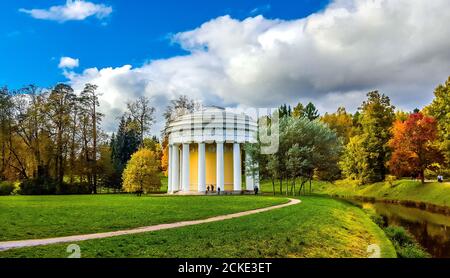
[
  {"x1": 59, "y1": 57, "x2": 79, "y2": 69},
  {"x1": 65, "y1": 0, "x2": 450, "y2": 135},
  {"x1": 20, "y1": 0, "x2": 112, "y2": 22}
]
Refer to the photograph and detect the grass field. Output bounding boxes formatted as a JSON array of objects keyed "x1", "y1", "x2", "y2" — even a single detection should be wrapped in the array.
[
  {"x1": 259, "y1": 178, "x2": 450, "y2": 208},
  {"x1": 313, "y1": 179, "x2": 450, "y2": 207},
  {"x1": 0, "y1": 196, "x2": 396, "y2": 258},
  {"x1": 0, "y1": 195, "x2": 286, "y2": 241}
]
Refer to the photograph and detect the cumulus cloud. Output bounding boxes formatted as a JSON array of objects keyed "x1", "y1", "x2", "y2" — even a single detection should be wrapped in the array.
[
  {"x1": 65, "y1": 0, "x2": 450, "y2": 135},
  {"x1": 19, "y1": 0, "x2": 112, "y2": 22},
  {"x1": 59, "y1": 57, "x2": 80, "y2": 69}
]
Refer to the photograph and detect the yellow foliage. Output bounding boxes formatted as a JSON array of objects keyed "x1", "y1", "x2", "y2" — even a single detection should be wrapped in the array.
[
  {"x1": 122, "y1": 149, "x2": 161, "y2": 194},
  {"x1": 161, "y1": 144, "x2": 169, "y2": 176}
]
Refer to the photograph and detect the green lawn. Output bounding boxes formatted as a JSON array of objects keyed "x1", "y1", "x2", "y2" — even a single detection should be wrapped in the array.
[
  {"x1": 313, "y1": 179, "x2": 450, "y2": 207},
  {"x1": 259, "y1": 178, "x2": 450, "y2": 208},
  {"x1": 0, "y1": 195, "x2": 286, "y2": 241},
  {"x1": 0, "y1": 196, "x2": 396, "y2": 258}
]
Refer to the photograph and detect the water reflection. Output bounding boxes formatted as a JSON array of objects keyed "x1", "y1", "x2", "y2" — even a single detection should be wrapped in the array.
[{"x1": 360, "y1": 202, "x2": 450, "y2": 258}]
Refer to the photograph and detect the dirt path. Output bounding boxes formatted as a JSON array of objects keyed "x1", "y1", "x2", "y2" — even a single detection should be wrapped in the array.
[{"x1": 0, "y1": 198, "x2": 301, "y2": 251}]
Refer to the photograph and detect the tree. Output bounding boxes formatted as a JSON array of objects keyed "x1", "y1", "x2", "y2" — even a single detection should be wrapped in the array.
[
  {"x1": 97, "y1": 143, "x2": 119, "y2": 191},
  {"x1": 79, "y1": 84, "x2": 104, "y2": 193},
  {"x1": 266, "y1": 155, "x2": 281, "y2": 195},
  {"x1": 163, "y1": 95, "x2": 200, "y2": 135},
  {"x1": 122, "y1": 149, "x2": 161, "y2": 195},
  {"x1": 425, "y1": 76, "x2": 450, "y2": 165},
  {"x1": 264, "y1": 115, "x2": 341, "y2": 195},
  {"x1": 12, "y1": 86, "x2": 49, "y2": 181},
  {"x1": 292, "y1": 102, "x2": 305, "y2": 119},
  {"x1": 111, "y1": 116, "x2": 141, "y2": 179},
  {"x1": 304, "y1": 102, "x2": 319, "y2": 121},
  {"x1": 321, "y1": 107, "x2": 355, "y2": 145},
  {"x1": 339, "y1": 135, "x2": 373, "y2": 184},
  {"x1": 358, "y1": 91, "x2": 395, "y2": 183},
  {"x1": 282, "y1": 116, "x2": 342, "y2": 194},
  {"x1": 126, "y1": 96, "x2": 155, "y2": 146},
  {"x1": 0, "y1": 87, "x2": 13, "y2": 180},
  {"x1": 43, "y1": 84, "x2": 76, "y2": 187},
  {"x1": 160, "y1": 136, "x2": 169, "y2": 176},
  {"x1": 388, "y1": 112, "x2": 444, "y2": 183},
  {"x1": 278, "y1": 104, "x2": 291, "y2": 119}
]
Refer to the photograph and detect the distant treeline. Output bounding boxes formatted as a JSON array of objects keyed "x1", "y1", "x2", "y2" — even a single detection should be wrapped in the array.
[
  {"x1": 1, "y1": 76, "x2": 449, "y2": 195},
  {"x1": 0, "y1": 84, "x2": 159, "y2": 195},
  {"x1": 254, "y1": 76, "x2": 450, "y2": 195}
]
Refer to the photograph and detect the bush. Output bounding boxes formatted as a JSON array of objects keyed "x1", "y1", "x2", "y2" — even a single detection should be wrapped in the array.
[
  {"x1": 0, "y1": 181, "x2": 15, "y2": 196},
  {"x1": 385, "y1": 175, "x2": 397, "y2": 187},
  {"x1": 384, "y1": 226, "x2": 430, "y2": 258},
  {"x1": 61, "y1": 182, "x2": 91, "y2": 195},
  {"x1": 384, "y1": 226, "x2": 415, "y2": 246},
  {"x1": 367, "y1": 211, "x2": 385, "y2": 227},
  {"x1": 19, "y1": 178, "x2": 94, "y2": 195},
  {"x1": 19, "y1": 178, "x2": 57, "y2": 195}
]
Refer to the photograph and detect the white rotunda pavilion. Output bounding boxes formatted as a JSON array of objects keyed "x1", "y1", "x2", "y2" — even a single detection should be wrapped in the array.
[{"x1": 166, "y1": 107, "x2": 260, "y2": 194}]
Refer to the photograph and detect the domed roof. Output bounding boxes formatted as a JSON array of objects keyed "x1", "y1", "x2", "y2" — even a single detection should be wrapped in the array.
[{"x1": 167, "y1": 106, "x2": 258, "y2": 144}]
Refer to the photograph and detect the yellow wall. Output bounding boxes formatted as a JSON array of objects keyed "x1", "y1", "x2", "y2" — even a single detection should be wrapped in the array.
[
  {"x1": 224, "y1": 144, "x2": 233, "y2": 191},
  {"x1": 188, "y1": 143, "x2": 236, "y2": 191},
  {"x1": 189, "y1": 145, "x2": 198, "y2": 191},
  {"x1": 205, "y1": 144, "x2": 216, "y2": 187}
]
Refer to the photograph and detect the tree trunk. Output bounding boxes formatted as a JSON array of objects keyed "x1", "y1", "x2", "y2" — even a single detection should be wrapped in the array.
[
  {"x1": 271, "y1": 178, "x2": 275, "y2": 196},
  {"x1": 92, "y1": 98, "x2": 98, "y2": 194},
  {"x1": 279, "y1": 178, "x2": 283, "y2": 195},
  {"x1": 421, "y1": 169, "x2": 425, "y2": 184}
]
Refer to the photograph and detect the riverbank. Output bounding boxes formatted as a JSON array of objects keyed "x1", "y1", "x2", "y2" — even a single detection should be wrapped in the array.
[{"x1": 313, "y1": 179, "x2": 450, "y2": 214}]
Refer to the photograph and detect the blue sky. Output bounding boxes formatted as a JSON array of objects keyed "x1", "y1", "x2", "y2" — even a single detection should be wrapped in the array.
[{"x1": 0, "y1": 0, "x2": 329, "y2": 88}]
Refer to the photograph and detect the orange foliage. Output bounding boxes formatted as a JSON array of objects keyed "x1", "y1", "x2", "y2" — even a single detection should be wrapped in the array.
[{"x1": 388, "y1": 112, "x2": 443, "y2": 181}]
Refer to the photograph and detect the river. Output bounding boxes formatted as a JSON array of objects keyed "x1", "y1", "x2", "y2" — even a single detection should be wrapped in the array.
[{"x1": 354, "y1": 201, "x2": 450, "y2": 258}]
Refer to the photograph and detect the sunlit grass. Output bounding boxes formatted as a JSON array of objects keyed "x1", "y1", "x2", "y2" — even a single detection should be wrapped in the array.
[
  {"x1": 0, "y1": 194, "x2": 286, "y2": 241},
  {"x1": 313, "y1": 179, "x2": 450, "y2": 207},
  {"x1": 0, "y1": 196, "x2": 396, "y2": 258}
]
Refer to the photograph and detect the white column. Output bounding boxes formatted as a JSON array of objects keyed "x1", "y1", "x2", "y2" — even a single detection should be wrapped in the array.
[
  {"x1": 216, "y1": 142, "x2": 224, "y2": 191},
  {"x1": 198, "y1": 143, "x2": 206, "y2": 192},
  {"x1": 182, "y1": 143, "x2": 190, "y2": 192},
  {"x1": 233, "y1": 143, "x2": 242, "y2": 191},
  {"x1": 168, "y1": 145, "x2": 173, "y2": 193},
  {"x1": 172, "y1": 145, "x2": 179, "y2": 192}
]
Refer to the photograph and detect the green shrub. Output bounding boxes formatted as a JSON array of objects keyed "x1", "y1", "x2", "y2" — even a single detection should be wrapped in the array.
[
  {"x1": 384, "y1": 226, "x2": 430, "y2": 258},
  {"x1": 397, "y1": 244, "x2": 431, "y2": 258},
  {"x1": 19, "y1": 178, "x2": 92, "y2": 195},
  {"x1": 369, "y1": 212, "x2": 385, "y2": 228},
  {"x1": 19, "y1": 178, "x2": 57, "y2": 195},
  {"x1": 384, "y1": 226, "x2": 415, "y2": 246},
  {"x1": 0, "y1": 181, "x2": 15, "y2": 196},
  {"x1": 62, "y1": 182, "x2": 91, "y2": 195}
]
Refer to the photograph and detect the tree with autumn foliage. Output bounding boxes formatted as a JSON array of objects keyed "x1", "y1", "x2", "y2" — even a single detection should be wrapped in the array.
[
  {"x1": 321, "y1": 107, "x2": 356, "y2": 145},
  {"x1": 122, "y1": 149, "x2": 161, "y2": 195},
  {"x1": 388, "y1": 112, "x2": 444, "y2": 183}
]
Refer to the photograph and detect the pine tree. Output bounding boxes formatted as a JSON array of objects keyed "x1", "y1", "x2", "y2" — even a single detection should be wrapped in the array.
[
  {"x1": 111, "y1": 116, "x2": 140, "y2": 184},
  {"x1": 304, "y1": 102, "x2": 319, "y2": 121}
]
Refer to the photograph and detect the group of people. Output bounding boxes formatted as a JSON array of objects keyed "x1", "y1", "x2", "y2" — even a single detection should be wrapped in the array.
[
  {"x1": 204, "y1": 185, "x2": 260, "y2": 195},
  {"x1": 438, "y1": 175, "x2": 444, "y2": 183}
]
